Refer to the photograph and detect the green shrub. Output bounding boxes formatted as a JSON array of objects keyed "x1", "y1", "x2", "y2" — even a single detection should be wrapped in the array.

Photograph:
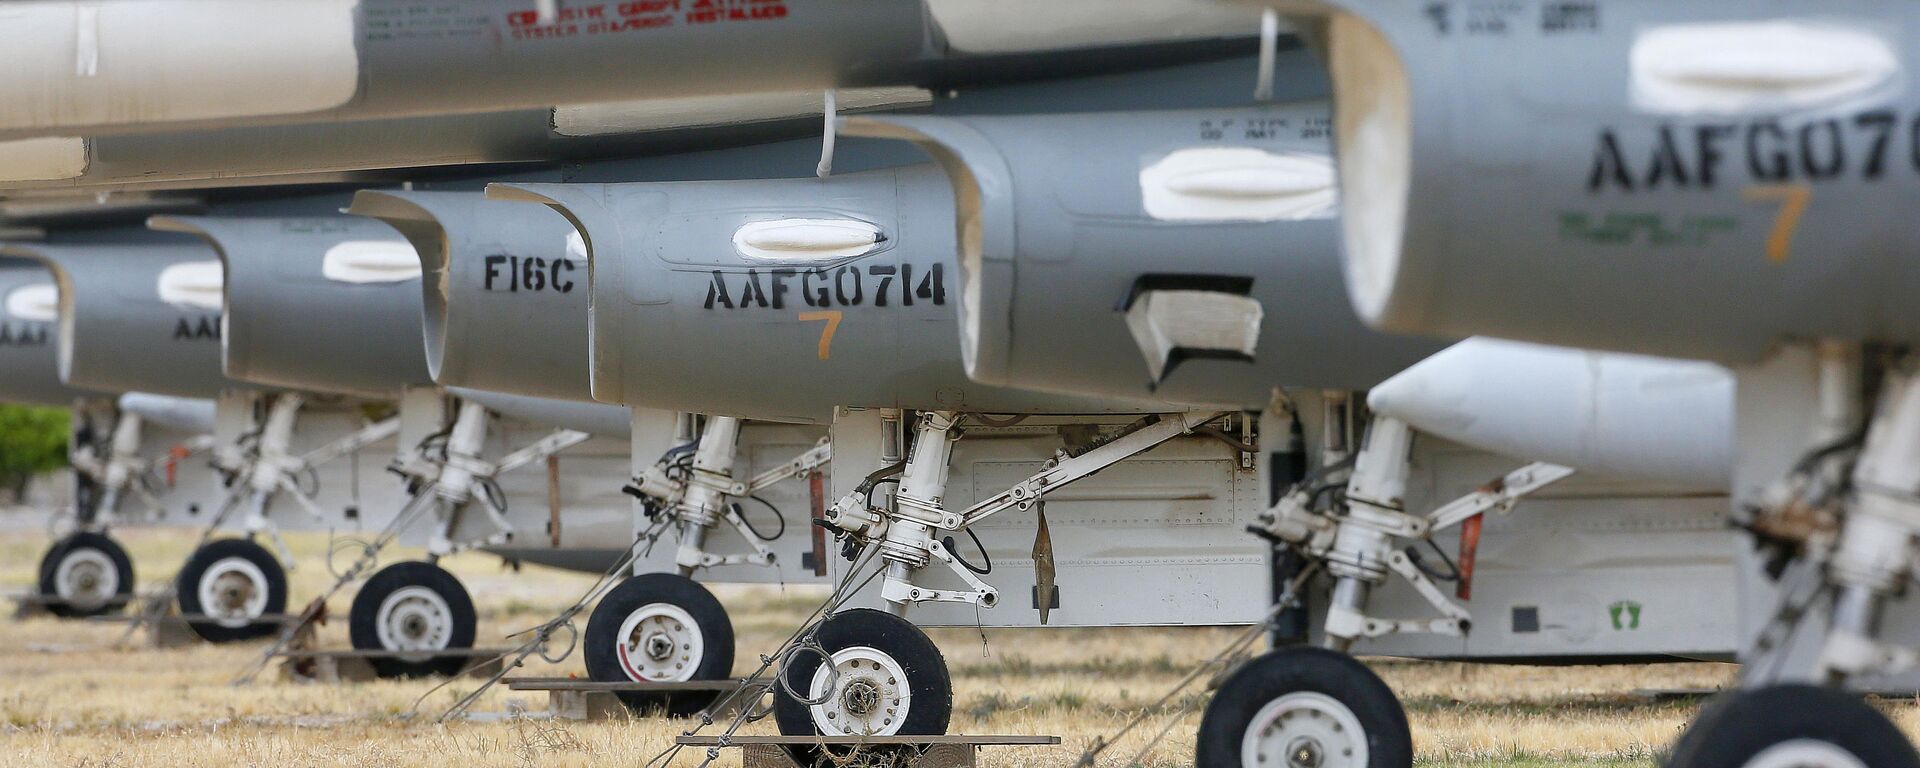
[{"x1": 0, "y1": 405, "x2": 67, "y2": 499}]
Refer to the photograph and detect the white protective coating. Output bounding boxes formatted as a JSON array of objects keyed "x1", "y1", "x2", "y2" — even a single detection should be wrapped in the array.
[
  {"x1": 1632, "y1": 21, "x2": 1898, "y2": 115},
  {"x1": 117, "y1": 392, "x2": 217, "y2": 434},
  {"x1": 1367, "y1": 338, "x2": 1734, "y2": 489},
  {"x1": 1123, "y1": 290, "x2": 1263, "y2": 382},
  {"x1": 554, "y1": 88, "x2": 931, "y2": 137},
  {"x1": 4, "y1": 282, "x2": 60, "y2": 322},
  {"x1": 732, "y1": 218, "x2": 884, "y2": 263},
  {"x1": 926, "y1": 0, "x2": 1263, "y2": 54},
  {"x1": 0, "y1": 0, "x2": 359, "y2": 132},
  {"x1": 0, "y1": 137, "x2": 86, "y2": 181},
  {"x1": 1140, "y1": 147, "x2": 1337, "y2": 222},
  {"x1": 1329, "y1": 13, "x2": 1413, "y2": 329},
  {"x1": 155, "y1": 260, "x2": 224, "y2": 310},
  {"x1": 322, "y1": 240, "x2": 423, "y2": 284}
]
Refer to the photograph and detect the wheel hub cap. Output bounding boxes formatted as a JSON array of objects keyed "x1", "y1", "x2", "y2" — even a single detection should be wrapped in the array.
[
  {"x1": 197, "y1": 556, "x2": 270, "y2": 628},
  {"x1": 54, "y1": 548, "x2": 117, "y2": 608},
  {"x1": 1242, "y1": 692, "x2": 1367, "y2": 768},
  {"x1": 808, "y1": 647, "x2": 911, "y2": 737},
  {"x1": 616, "y1": 602, "x2": 704, "y2": 683},
  {"x1": 375, "y1": 586, "x2": 455, "y2": 658}
]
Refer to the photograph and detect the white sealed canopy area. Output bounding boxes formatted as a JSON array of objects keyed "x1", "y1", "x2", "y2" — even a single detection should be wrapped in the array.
[
  {"x1": 841, "y1": 104, "x2": 1441, "y2": 410},
  {"x1": 0, "y1": 242, "x2": 231, "y2": 399},
  {"x1": 345, "y1": 189, "x2": 594, "y2": 403},
  {"x1": 489, "y1": 166, "x2": 1158, "y2": 423},
  {"x1": 148, "y1": 215, "x2": 433, "y2": 399},
  {"x1": 0, "y1": 258, "x2": 92, "y2": 406}
]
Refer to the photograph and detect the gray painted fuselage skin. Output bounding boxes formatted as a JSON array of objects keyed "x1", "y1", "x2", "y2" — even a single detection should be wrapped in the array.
[
  {"x1": 1291, "y1": 0, "x2": 1920, "y2": 364},
  {"x1": 0, "y1": 243, "x2": 233, "y2": 399},
  {"x1": 0, "y1": 260, "x2": 97, "y2": 406},
  {"x1": 11, "y1": 0, "x2": 1258, "y2": 142},
  {"x1": 498, "y1": 164, "x2": 1162, "y2": 423},
  {"x1": 152, "y1": 216, "x2": 434, "y2": 399},
  {"x1": 843, "y1": 103, "x2": 1444, "y2": 410},
  {"x1": 347, "y1": 191, "x2": 595, "y2": 403}
]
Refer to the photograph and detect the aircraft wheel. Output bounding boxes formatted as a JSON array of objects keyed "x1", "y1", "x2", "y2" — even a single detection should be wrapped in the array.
[
  {"x1": 175, "y1": 538, "x2": 287, "y2": 643},
  {"x1": 583, "y1": 572, "x2": 735, "y2": 716},
  {"x1": 36, "y1": 531, "x2": 134, "y2": 618},
  {"x1": 1662, "y1": 684, "x2": 1918, "y2": 768},
  {"x1": 774, "y1": 608, "x2": 951, "y2": 738},
  {"x1": 349, "y1": 561, "x2": 477, "y2": 678},
  {"x1": 1197, "y1": 647, "x2": 1412, "y2": 768}
]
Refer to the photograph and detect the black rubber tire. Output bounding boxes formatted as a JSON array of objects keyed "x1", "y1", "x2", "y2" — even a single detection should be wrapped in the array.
[
  {"x1": 1663, "y1": 684, "x2": 1919, "y2": 768},
  {"x1": 36, "y1": 531, "x2": 135, "y2": 618},
  {"x1": 174, "y1": 538, "x2": 288, "y2": 643},
  {"x1": 1196, "y1": 647, "x2": 1413, "y2": 768},
  {"x1": 583, "y1": 572, "x2": 735, "y2": 716},
  {"x1": 773, "y1": 608, "x2": 951, "y2": 738},
  {"x1": 348, "y1": 561, "x2": 478, "y2": 678}
]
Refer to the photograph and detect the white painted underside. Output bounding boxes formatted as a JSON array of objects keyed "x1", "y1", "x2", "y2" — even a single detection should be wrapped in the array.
[
  {"x1": 0, "y1": 0, "x2": 359, "y2": 131},
  {"x1": 1632, "y1": 21, "x2": 1899, "y2": 115},
  {"x1": 4, "y1": 283, "x2": 60, "y2": 323},
  {"x1": 155, "y1": 260, "x2": 224, "y2": 310},
  {"x1": 117, "y1": 392, "x2": 216, "y2": 435},
  {"x1": 926, "y1": 0, "x2": 1264, "y2": 54},
  {"x1": 323, "y1": 240, "x2": 422, "y2": 284},
  {"x1": 0, "y1": 137, "x2": 86, "y2": 181},
  {"x1": 553, "y1": 88, "x2": 931, "y2": 137},
  {"x1": 732, "y1": 218, "x2": 884, "y2": 263},
  {"x1": 1141, "y1": 147, "x2": 1337, "y2": 222}
]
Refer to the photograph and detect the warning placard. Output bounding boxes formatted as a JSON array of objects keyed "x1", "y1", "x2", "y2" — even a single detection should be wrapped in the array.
[{"x1": 505, "y1": 0, "x2": 790, "y2": 41}]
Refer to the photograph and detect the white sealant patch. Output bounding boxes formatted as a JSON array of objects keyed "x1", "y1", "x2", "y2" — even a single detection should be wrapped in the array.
[
  {"x1": 1631, "y1": 21, "x2": 1899, "y2": 115},
  {"x1": 0, "y1": 0, "x2": 359, "y2": 131},
  {"x1": 564, "y1": 229, "x2": 588, "y2": 261},
  {"x1": 732, "y1": 218, "x2": 884, "y2": 263},
  {"x1": 323, "y1": 240, "x2": 422, "y2": 284},
  {"x1": 155, "y1": 260, "x2": 224, "y2": 310},
  {"x1": 0, "y1": 136, "x2": 86, "y2": 181},
  {"x1": 4, "y1": 283, "x2": 59, "y2": 323},
  {"x1": 1140, "y1": 147, "x2": 1337, "y2": 222}
]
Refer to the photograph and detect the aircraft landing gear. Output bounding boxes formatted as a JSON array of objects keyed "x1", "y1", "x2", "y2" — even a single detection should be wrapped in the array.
[
  {"x1": 348, "y1": 561, "x2": 477, "y2": 678},
  {"x1": 175, "y1": 538, "x2": 287, "y2": 642},
  {"x1": 583, "y1": 572, "x2": 736, "y2": 716},
  {"x1": 773, "y1": 608, "x2": 951, "y2": 740},
  {"x1": 1197, "y1": 647, "x2": 1412, "y2": 768},
  {"x1": 1668, "y1": 348, "x2": 1920, "y2": 767},
  {"x1": 36, "y1": 531, "x2": 134, "y2": 618}
]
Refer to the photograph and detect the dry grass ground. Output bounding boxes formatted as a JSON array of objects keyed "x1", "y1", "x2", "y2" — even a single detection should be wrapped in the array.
[{"x1": 0, "y1": 521, "x2": 1913, "y2": 767}]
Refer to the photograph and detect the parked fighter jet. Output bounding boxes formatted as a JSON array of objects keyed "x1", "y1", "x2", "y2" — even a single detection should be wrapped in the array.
[
  {"x1": 348, "y1": 188, "x2": 829, "y2": 710},
  {"x1": 145, "y1": 212, "x2": 653, "y2": 676},
  {"x1": 1266, "y1": 1, "x2": 1920, "y2": 765},
  {"x1": 0, "y1": 259, "x2": 225, "y2": 618}
]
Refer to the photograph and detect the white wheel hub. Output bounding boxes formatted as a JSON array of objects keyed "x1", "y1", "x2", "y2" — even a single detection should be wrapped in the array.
[
  {"x1": 54, "y1": 547, "x2": 118, "y2": 608},
  {"x1": 375, "y1": 585, "x2": 454, "y2": 658},
  {"x1": 1242, "y1": 691, "x2": 1368, "y2": 768},
  {"x1": 808, "y1": 646, "x2": 912, "y2": 737},
  {"x1": 198, "y1": 556, "x2": 269, "y2": 628},
  {"x1": 616, "y1": 602, "x2": 703, "y2": 682},
  {"x1": 1744, "y1": 740, "x2": 1870, "y2": 768}
]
